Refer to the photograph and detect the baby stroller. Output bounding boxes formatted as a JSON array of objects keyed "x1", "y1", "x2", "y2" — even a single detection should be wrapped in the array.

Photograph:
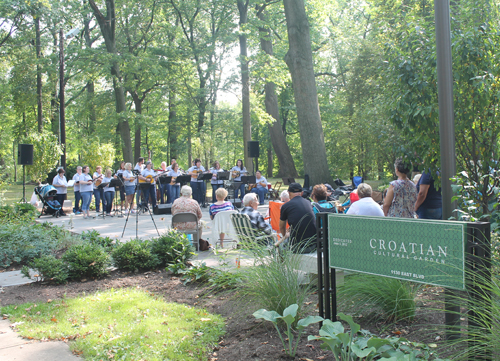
[{"x1": 34, "y1": 184, "x2": 62, "y2": 217}]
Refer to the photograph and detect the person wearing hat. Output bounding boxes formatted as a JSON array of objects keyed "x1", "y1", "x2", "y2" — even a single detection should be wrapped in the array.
[{"x1": 279, "y1": 183, "x2": 317, "y2": 253}]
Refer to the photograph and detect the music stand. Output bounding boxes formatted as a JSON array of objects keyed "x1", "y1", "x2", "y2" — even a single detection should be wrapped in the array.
[
  {"x1": 109, "y1": 177, "x2": 123, "y2": 217},
  {"x1": 197, "y1": 172, "x2": 213, "y2": 207},
  {"x1": 217, "y1": 171, "x2": 230, "y2": 181},
  {"x1": 157, "y1": 176, "x2": 172, "y2": 204},
  {"x1": 96, "y1": 182, "x2": 110, "y2": 219},
  {"x1": 176, "y1": 174, "x2": 192, "y2": 187}
]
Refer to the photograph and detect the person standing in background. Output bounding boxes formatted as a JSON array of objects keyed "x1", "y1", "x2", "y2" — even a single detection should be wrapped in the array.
[
  {"x1": 52, "y1": 168, "x2": 68, "y2": 216},
  {"x1": 72, "y1": 166, "x2": 82, "y2": 214},
  {"x1": 210, "y1": 161, "x2": 224, "y2": 203}
]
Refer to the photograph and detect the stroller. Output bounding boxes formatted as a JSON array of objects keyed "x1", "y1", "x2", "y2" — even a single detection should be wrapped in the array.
[{"x1": 34, "y1": 184, "x2": 62, "y2": 217}]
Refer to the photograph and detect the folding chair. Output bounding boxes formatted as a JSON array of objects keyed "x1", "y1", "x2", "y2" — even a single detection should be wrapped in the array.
[
  {"x1": 268, "y1": 181, "x2": 282, "y2": 200},
  {"x1": 230, "y1": 213, "x2": 275, "y2": 248},
  {"x1": 171, "y1": 212, "x2": 201, "y2": 251}
]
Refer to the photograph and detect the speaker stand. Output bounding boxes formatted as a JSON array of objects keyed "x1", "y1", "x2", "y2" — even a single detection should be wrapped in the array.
[{"x1": 20, "y1": 165, "x2": 27, "y2": 203}]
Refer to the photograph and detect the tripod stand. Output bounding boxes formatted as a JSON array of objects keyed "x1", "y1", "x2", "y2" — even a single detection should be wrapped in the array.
[
  {"x1": 109, "y1": 177, "x2": 124, "y2": 218},
  {"x1": 121, "y1": 180, "x2": 160, "y2": 239}
]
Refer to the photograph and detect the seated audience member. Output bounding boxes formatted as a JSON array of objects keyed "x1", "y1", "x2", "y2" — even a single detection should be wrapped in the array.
[
  {"x1": 241, "y1": 193, "x2": 272, "y2": 236},
  {"x1": 209, "y1": 187, "x2": 235, "y2": 248},
  {"x1": 346, "y1": 183, "x2": 384, "y2": 216},
  {"x1": 311, "y1": 184, "x2": 336, "y2": 215},
  {"x1": 280, "y1": 190, "x2": 290, "y2": 203},
  {"x1": 171, "y1": 185, "x2": 203, "y2": 240},
  {"x1": 279, "y1": 183, "x2": 317, "y2": 253}
]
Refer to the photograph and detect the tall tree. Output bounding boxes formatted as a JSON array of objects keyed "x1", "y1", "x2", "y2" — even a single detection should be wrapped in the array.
[
  {"x1": 257, "y1": 3, "x2": 298, "y2": 178},
  {"x1": 282, "y1": 0, "x2": 332, "y2": 185},
  {"x1": 88, "y1": 0, "x2": 133, "y2": 162}
]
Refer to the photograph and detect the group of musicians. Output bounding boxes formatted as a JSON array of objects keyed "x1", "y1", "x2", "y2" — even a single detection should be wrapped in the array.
[{"x1": 52, "y1": 156, "x2": 270, "y2": 217}]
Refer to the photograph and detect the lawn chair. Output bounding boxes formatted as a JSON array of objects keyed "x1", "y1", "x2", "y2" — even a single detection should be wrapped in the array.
[
  {"x1": 230, "y1": 213, "x2": 275, "y2": 248},
  {"x1": 268, "y1": 181, "x2": 282, "y2": 200},
  {"x1": 266, "y1": 201, "x2": 289, "y2": 237},
  {"x1": 211, "y1": 210, "x2": 239, "y2": 248},
  {"x1": 171, "y1": 212, "x2": 201, "y2": 251}
]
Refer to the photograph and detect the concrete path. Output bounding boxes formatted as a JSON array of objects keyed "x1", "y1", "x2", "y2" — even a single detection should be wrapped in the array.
[{"x1": 0, "y1": 319, "x2": 80, "y2": 361}]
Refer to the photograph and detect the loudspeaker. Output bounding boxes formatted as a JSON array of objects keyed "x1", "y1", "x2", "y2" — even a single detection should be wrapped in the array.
[
  {"x1": 247, "y1": 141, "x2": 259, "y2": 158},
  {"x1": 18, "y1": 144, "x2": 33, "y2": 165},
  {"x1": 153, "y1": 204, "x2": 172, "y2": 215},
  {"x1": 231, "y1": 199, "x2": 242, "y2": 209}
]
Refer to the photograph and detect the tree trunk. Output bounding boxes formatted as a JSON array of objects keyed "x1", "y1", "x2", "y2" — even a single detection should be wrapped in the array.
[
  {"x1": 35, "y1": 15, "x2": 43, "y2": 132},
  {"x1": 168, "y1": 90, "x2": 178, "y2": 158},
  {"x1": 283, "y1": 0, "x2": 333, "y2": 186},
  {"x1": 257, "y1": 7, "x2": 298, "y2": 178},
  {"x1": 238, "y1": 0, "x2": 253, "y2": 174},
  {"x1": 267, "y1": 145, "x2": 272, "y2": 178},
  {"x1": 132, "y1": 93, "x2": 142, "y2": 162},
  {"x1": 88, "y1": 0, "x2": 133, "y2": 163}
]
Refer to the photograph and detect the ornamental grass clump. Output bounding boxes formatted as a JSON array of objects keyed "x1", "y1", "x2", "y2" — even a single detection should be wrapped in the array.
[{"x1": 339, "y1": 273, "x2": 419, "y2": 322}]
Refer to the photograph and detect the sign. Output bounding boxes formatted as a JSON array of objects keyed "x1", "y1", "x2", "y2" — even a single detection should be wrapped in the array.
[{"x1": 328, "y1": 214, "x2": 466, "y2": 290}]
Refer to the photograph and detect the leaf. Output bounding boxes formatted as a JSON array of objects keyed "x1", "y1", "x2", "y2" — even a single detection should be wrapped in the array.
[
  {"x1": 282, "y1": 304, "x2": 298, "y2": 319},
  {"x1": 51, "y1": 318, "x2": 58, "y2": 323},
  {"x1": 253, "y1": 309, "x2": 280, "y2": 323},
  {"x1": 297, "y1": 316, "x2": 323, "y2": 330},
  {"x1": 338, "y1": 313, "x2": 360, "y2": 334},
  {"x1": 351, "y1": 343, "x2": 376, "y2": 358},
  {"x1": 318, "y1": 319, "x2": 344, "y2": 337}
]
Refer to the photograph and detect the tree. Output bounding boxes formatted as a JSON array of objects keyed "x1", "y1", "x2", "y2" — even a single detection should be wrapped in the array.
[
  {"x1": 88, "y1": 0, "x2": 133, "y2": 163},
  {"x1": 282, "y1": 0, "x2": 332, "y2": 185}
]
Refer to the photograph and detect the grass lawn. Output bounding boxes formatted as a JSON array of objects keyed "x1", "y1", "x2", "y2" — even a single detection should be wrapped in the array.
[{"x1": 2, "y1": 288, "x2": 225, "y2": 360}]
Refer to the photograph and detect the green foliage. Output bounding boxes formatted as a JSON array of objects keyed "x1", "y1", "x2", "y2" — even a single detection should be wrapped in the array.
[
  {"x1": 22, "y1": 255, "x2": 68, "y2": 284},
  {"x1": 0, "y1": 202, "x2": 38, "y2": 224},
  {"x1": 253, "y1": 304, "x2": 323, "y2": 357},
  {"x1": 339, "y1": 274, "x2": 419, "y2": 322},
  {"x1": 62, "y1": 244, "x2": 110, "y2": 280},
  {"x1": 0, "y1": 223, "x2": 63, "y2": 268},
  {"x1": 80, "y1": 230, "x2": 115, "y2": 251},
  {"x1": 21, "y1": 131, "x2": 62, "y2": 183},
  {"x1": 79, "y1": 140, "x2": 116, "y2": 171},
  {"x1": 112, "y1": 239, "x2": 159, "y2": 272},
  {"x1": 308, "y1": 313, "x2": 450, "y2": 361},
  {"x1": 238, "y1": 244, "x2": 316, "y2": 320},
  {"x1": 179, "y1": 262, "x2": 242, "y2": 292},
  {"x1": 13, "y1": 202, "x2": 38, "y2": 217},
  {"x1": 151, "y1": 230, "x2": 195, "y2": 268}
]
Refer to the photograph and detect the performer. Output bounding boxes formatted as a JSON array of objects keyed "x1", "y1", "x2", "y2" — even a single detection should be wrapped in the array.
[
  {"x1": 166, "y1": 157, "x2": 177, "y2": 172},
  {"x1": 158, "y1": 161, "x2": 169, "y2": 204},
  {"x1": 93, "y1": 165, "x2": 104, "y2": 214},
  {"x1": 250, "y1": 170, "x2": 269, "y2": 205},
  {"x1": 115, "y1": 161, "x2": 126, "y2": 209},
  {"x1": 188, "y1": 158, "x2": 206, "y2": 205},
  {"x1": 79, "y1": 166, "x2": 94, "y2": 219},
  {"x1": 122, "y1": 163, "x2": 137, "y2": 214},
  {"x1": 167, "y1": 162, "x2": 182, "y2": 203},
  {"x1": 230, "y1": 159, "x2": 247, "y2": 200},
  {"x1": 52, "y1": 168, "x2": 68, "y2": 216},
  {"x1": 72, "y1": 166, "x2": 82, "y2": 214},
  {"x1": 102, "y1": 169, "x2": 116, "y2": 216},
  {"x1": 210, "y1": 161, "x2": 225, "y2": 203},
  {"x1": 139, "y1": 161, "x2": 157, "y2": 210}
]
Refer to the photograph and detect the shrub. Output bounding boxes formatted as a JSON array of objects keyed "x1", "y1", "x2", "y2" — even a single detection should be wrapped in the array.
[
  {"x1": 338, "y1": 273, "x2": 419, "y2": 322},
  {"x1": 62, "y1": 244, "x2": 109, "y2": 279},
  {"x1": 0, "y1": 223, "x2": 62, "y2": 267},
  {"x1": 238, "y1": 243, "x2": 316, "y2": 320},
  {"x1": 151, "y1": 230, "x2": 194, "y2": 268},
  {"x1": 81, "y1": 230, "x2": 115, "y2": 251},
  {"x1": 13, "y1": 202, "x2": 38, "y2": 218},
  {"x1": 112, "y1": 239, "x2": 159, "y2": 272},
  {"x1": 22, "y1": 255, "x2": 68, "y2": 284}
]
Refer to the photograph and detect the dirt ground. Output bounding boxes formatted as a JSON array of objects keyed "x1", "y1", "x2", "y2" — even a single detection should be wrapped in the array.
[{"x1": 0, "y1": 270, "x2": 451, "y2": 360}]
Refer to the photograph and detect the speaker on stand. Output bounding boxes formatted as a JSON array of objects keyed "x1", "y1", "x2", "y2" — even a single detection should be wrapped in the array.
[
  {"x1": 18, "y1": 144, "x2": 33, "y2": 203},
  {"x1": 247, "y1": 141, "x2": 259, "y2": 173}
]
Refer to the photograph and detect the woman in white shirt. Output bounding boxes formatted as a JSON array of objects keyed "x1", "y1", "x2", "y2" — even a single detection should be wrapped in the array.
[
  {"x1": 93, "y1": 165, "x2": 104, "y2": 213},
  {"x1": 52, "y1": 168, "x2": 68, "y2": 216},
  {"x1": 102, "y1": 169, "x2": 116, "y2": 216},
  {"x1": 230, "y1": 159, "x2": 247, "y2": 200},
  {"x1": 139, "y1": 161, "x2": 157, "y2": 210},
  {"x1": 167, "y1": 162, "x2": 182, "y2": 203},
  {"x1": 122, "y1": 162, "x2": 136, "y2": 214},
  {"x1": 79, "y1": 166, "x2": 94, "y2": 219},
  {"x1": 72, "y1": 166, "x2": 82, "y2": 214},
  {"x1": 210, "y1": 161, "x2": 224, "y2": 203}
]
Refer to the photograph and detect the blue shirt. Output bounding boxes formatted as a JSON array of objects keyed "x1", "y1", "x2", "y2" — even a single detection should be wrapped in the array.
[{"x1": 416, "y1": 171, "x2": 442, "y2": 209}]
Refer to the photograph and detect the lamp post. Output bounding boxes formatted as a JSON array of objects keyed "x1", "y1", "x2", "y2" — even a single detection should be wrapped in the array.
[{"x1": 59, "y1": 27, "x2": 79, "y2": 169}]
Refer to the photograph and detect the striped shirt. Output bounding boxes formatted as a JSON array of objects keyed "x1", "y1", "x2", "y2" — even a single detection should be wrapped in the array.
[{"x1": 209, "y1": 201, "x2": 235, "y2": 218}]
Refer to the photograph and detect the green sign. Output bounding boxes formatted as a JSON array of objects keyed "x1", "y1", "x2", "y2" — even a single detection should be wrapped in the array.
[{"x1": 327, "y1": 215, "x2": 466, "y2": 290}]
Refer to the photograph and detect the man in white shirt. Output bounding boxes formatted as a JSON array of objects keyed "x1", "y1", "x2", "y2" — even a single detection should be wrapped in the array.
[
  {"x1": 250, "y1": 170, "x2": 268, "y2": 205},
  {"x1": 346, "y1": 183, "x2": 384, "y2": 217}
]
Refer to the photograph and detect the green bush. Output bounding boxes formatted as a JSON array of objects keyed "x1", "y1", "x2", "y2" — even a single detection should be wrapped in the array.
[
  {"x1": 238, "y1": 244, "x2": 316, "y2": 321},
  {"x1": 13, "y1": 202, "x2": 38, "y2": 218},
  {"x1": 112, "y1": 239, "x2": 159, "y2": 272},
  {"x1": 81, "y1": 230, "x2": 115, "y2": 251},
  {"x1": 0, "y1": 203, "x2": 38, "y2": 223},
  {"x1": 62, "y1": 244, "x2": 110, "y2": 279},
  {"x1": 22, "y1": 255, "x2": 68, "y2": 284},
  {"x1": 151, "y1": 230, "x2": 194, "y2": 268},
  {"x1": 0, "y1": 223, "x2": 63, "y2": 267},
  {"x1": 338, "y1": 273, "x2": 419, "y2": 322}
]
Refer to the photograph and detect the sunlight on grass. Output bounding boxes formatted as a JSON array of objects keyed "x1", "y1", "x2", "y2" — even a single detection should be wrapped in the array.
[{"x1": 2, "y1": 288, "x2": 225, "y2": 360}]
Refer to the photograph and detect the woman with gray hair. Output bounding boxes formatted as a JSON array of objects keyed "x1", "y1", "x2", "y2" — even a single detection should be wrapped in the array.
[
  {"x1": 172, "y1": 185, "x2": 203, "y2": 239},
  {"x1": 346, "y1": 183, "x2": 384, "y2": 216},
  {"x1": 383, "y1": 158, "x2": 417, "y2": 218}
]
